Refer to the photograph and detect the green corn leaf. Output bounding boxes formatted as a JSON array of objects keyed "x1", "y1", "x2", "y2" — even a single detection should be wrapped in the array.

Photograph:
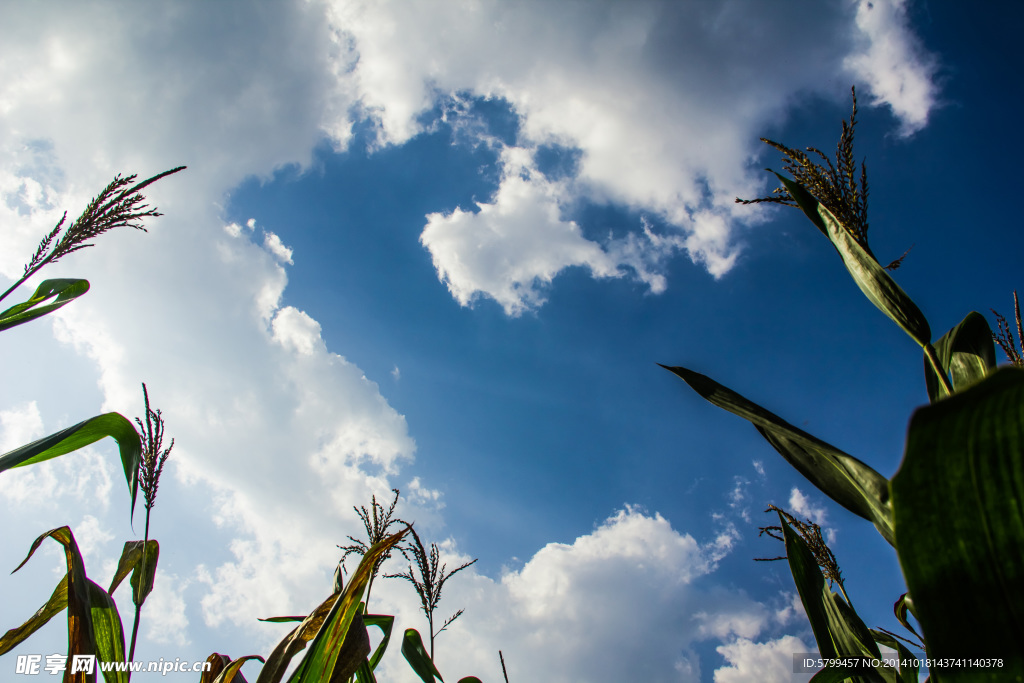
[
  {"x1": 869, "y1": 629, "x2": 920, "y2": 683},
  {"x1": 661, "y1": 365, "x2": 894, "y2": 545},
  {"x1": 401, "y1": 629, "x2": 444, "y2": 683},
  {"x1": 0, "y1": 278, "x2": 89, "y2": 333},
  {"x1": 87, "y1": 579, "x2": 127, "y2": 683},
  {"x1": 12, "y1": 526, "x2": 97, "y2": 681},
  {"x1": 923, "y1": 311, "x2": 997, "y2": 402},
  {"x1": 780, "y1": 517, "x2": 889, "y2": 683},
  {"x1": 0, "y1": 413, "x2": 141, "y2": 520},
  {"x1": 255, "y1": 528, "x2": 407, "y2": 683},
  {"x1": 255, "y1": 597, "x2": 338, "y2": 683},
  {"x1": 891, "y1": 593, "x2": 923, "y2": 646},
  {"x1": 775, "y1": 174, "x2": 931, "y2": 348},
  {"x1": 107, "y1": 540, "x2": 159, "y2": 607},
  {"x1": 891, "y1": 367, "x2": 1024, "y2": 681},
  {"x1": 363, "y1": 612, "x2": 395, "y2": 671},
  {"x1": 285, "y1": 590, "x2": 370, "y2": 683},
  {"x1": 212, "y1": 655, "x2": 264, "y2": 683},
  {"x1": 0, "y1": 573, "x2": 68, "y2": 655}
]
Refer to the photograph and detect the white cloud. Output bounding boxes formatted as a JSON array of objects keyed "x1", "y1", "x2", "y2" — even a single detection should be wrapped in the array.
[
  {"x1": 330, "y1": 0, "x2": 939, "y2": 310},
  {"x1": 369, "y1": 507, "x2": 771, "y2": 683},
  {"x1": 263, "y1": 231, "x2": 295, "y2": 265},
  {"x1": 715, "y1": 636, "x2": 814, "y2": 683},
  {"x1": 789, "y1": 488, "x2": 836, "y2": 545},
  {"x1": 143, "y1": 572, "x2": 192, "y2": 647},
  {"x1": 421, "y1": 148, "x2": 620, "y2": 315},
  {"x1": 844, "y1": 0, "x2": 940, "y2": 137}
]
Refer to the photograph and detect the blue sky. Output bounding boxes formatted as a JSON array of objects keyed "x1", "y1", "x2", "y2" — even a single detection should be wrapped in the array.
[{"x1": 1, "y1": 1, "x2": 1021, "y2": 681}]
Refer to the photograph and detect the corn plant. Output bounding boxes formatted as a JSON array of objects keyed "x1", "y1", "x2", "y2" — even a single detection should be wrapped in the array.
[
  {"x1": 662, "y1": 88, "x2": 1023, "y2": 682},
  {"x1": 0, "y1": 169, "x2": 185, "y2": 682},
  {"x1": 327, "y1": 489, "x2": 485, "y2": 683}
]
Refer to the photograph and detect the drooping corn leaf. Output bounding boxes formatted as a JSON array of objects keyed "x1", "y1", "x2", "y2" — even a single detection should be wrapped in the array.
[
  {"x1": 923, "y1": 311, "x2": 997, "y2": 402},
  {"x1": 775, "y1": 174, "x2": 931, "y2": 348},
  {"x1": 0, "y1": 278, "x2": 90, "y2": 333},
  {"x1": 891, "y1": 593, "x2": 922, "y2": 646},
  {"x1": 201, "y1": 654, "x2": 237, "y2": 683},
  {"x1": 0, "y1": 573, "x2": 68, "y2": 655},
  {"x1": 364, "y1": 612, "x2": 395, "y2": 671},
  {"x1": 661, "y1": 365, "x2": 894, "y2": 545},
  {"x1": 780, "y1": 517, "x2": 890, "y2": 683},
  {"x1": 87, "y1": 579, "x2": 127, "y2": 683},
  {"x1": 12, "y1": 527, "x2": 96, "y2": 682},
  {"x1": 107, "y1": 540, "x2": 159, "y2": 607},
  {"x1": 0, "y1": 413, "x2": 141, "y2": 520},
  {"x1": 351, "y1": 611, "x2": 396, "y2": 683},
  {"x1": 891, "y1": 367, "x2": 1024, "y2": 681},
  {"x1": 212, "y1": 655, "x2": 264, "y2": 683},
  {"x1": 401, "y1": 629, "x2": 444, "y2": 683}
]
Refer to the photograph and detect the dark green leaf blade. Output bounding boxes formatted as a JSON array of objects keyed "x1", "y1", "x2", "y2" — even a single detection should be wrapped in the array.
[
  {"x1": 401, "y1": 629, "x2": 444, "y2": 683},
  {"x1": 662, "y1": 365, "x2": 894, "y2": 545},
  {"x1": 0, "y1": 573, "x2": 68, "y2": 655},
  {"x1": 0, "y1": 278, "x2": 89, "y2": 333},
  {"x1": 892, "y1": 367, "x2": 1024, "y2": 681},
  {"x1": 780, "y1": 518, "x2": 886, "y2": 683},
  {"x1": 924, "y1": 311, "x2": 998, "y2": 402},
  {"x1": 775, "y1": 174, "x2": 931, "y2": 348},
  {"x1": 87, "y1": 579, "x2": 127, "y2": 683},
  {"x1": 363, "y1": 613, "x2": 395, "y2": 671},
  {"x1": 0, "y1": 413, "x2": 141, "y2": 520}
]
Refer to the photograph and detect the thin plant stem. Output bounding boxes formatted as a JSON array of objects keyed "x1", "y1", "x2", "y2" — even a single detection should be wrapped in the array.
[
  {"x1": 127, "y1": 383, "x2": 173, "y2": 677},
  {"x1": 499, "y1": 650, "x2": 510, "y2": 683}
]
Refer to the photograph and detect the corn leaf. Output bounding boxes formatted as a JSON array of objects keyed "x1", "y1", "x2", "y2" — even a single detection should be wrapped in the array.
[
  {"x1": 891, "y1": 367, "x2": 1024, "y2": 680},
  {"x1": 661, "y1": 365, "x2": 894, "y2": 545},
  {"x1": 107, "y1": 540, "x2": 159, "y2": 607},
  {"x1": 780, "y1": 517, "x2": 890, "y2": 683},
  {"x1": 87, "y1": 579, "x2": 127, "y2": 683},
  {"x1": 363, "y1": 613, "x2": 395, "y2": 671},
  {"x1": 12, "y1": 526, "x2": 96, "y2": 682},
  {"x1": 0, "y1": 573, "x2": 68, "y2": 655},
  {"x1": 0, "y1": 278, "x2": 89, "y2": 333},
  {"x1": 256, "y1": 528, "x2": 407, "y2": 683},
  {"x1": 923, "y1": 311, "x2": 997, "y2": 402},
  {"x1": 869, "y1": 629, "x2": 920, "y2": 683},
  {"x1": 401, "y1": 629, "x2": 443, "y2": 683},
  {"x1": 212, "y1": 655, "x2": 264, "y2": 683},
  {"x1": 776, "y1": 174, "x2": 931, "y2": 348},
  {"x1": 0, "y1": 413, "x2": 141, "y2": 520}
]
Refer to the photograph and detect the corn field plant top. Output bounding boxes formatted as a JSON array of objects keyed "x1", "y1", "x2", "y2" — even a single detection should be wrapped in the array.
[{"x1": 665, "y1": 88, "x2": 1024, "y2": 682}]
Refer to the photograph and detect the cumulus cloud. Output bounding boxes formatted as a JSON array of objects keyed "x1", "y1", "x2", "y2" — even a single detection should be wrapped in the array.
[
  {"x1": 370, "y1": 507, "x2": 772, "y2": 683},
  {"x1": 715, "y1": 635, "x2": 813, "y2": 683},
  {"x1": 789, "y1": 487, "x2": 836, "y2": 544},
  {"x1": 330, "y1": 0, "x2": 939, "y2": 310},
  {"x1": 844, "y1": 0, "x2": 940, "y2": 136},
  {"x1": 421, "y1": 148, "x2": 620, "y2": 315}
]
